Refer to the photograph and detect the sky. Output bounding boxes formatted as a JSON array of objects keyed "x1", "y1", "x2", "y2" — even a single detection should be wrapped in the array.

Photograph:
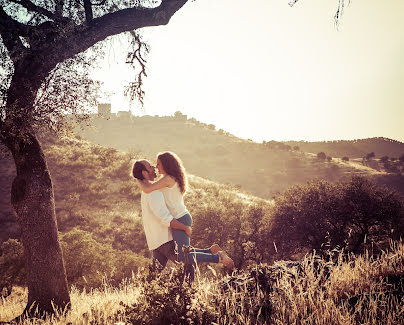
[{"x1": 92, "y1": 0, "x2": 404, "y2": 143}]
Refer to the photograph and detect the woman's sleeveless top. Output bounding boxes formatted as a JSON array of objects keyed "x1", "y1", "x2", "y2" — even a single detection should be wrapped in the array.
[{"x1": 160, "y1": 182, "x2": 189, "y2": 219}]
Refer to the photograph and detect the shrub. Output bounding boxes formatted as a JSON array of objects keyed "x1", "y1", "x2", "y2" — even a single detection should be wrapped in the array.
[
  {"x1": 60, "y1": 228, "x2": 148, "y2": 288},
  {"x1": 317, "y1": 152, "x2": 326, "y2": 160},
  {"x1": 380, "y1": 156, "x2": 389, "y2": 163},
  {"x1": 120, "y1": 264, "x2": 216, "y2": 324},
  {"x1": 269, "y1": 176, "x2": 404, "y2": 259},
  {"x1": 0, "y1": 239, "x2": 25, "y2": 294},
  {"x1": 342, "y1": 156, "x2": 349, "y2": 161},
  {"x1": 366, "y1": 152, "x2": 375, "y2": 160},
  {"x1": 327, "y1": 156, "x2": 332, "y2": 162}
]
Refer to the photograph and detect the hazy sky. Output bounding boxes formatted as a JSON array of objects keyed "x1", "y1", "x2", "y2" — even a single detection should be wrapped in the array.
[{"x1": 92, "y1": 0, "x2": 404, "y2": 142}]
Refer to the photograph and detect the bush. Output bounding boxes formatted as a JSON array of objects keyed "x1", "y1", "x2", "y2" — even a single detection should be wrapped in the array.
[
  {"x1": 380, "y1": 156, "x2": 389, "y2": 163},
  {"x1": 120, "y1": 264, "x2": 216, "y2": 324},
  {"x1": 0, "y1": 239, "x2": 25, "y2": 294},
  {"x1": 60, "y1": 228, "x2": 148, "y2": 288},
  {"x1": 317, "y1": 152, "x2": 326, "y2": 160},
  {"x1": 342, "y1": 156, "x2": 349, "y2": 162},
  {"x1": 269, "y1": 176, "x2": 404, "y2": 259},
  {"x1": 366, "y1": 152, "x2": 375, "y2": 160}
]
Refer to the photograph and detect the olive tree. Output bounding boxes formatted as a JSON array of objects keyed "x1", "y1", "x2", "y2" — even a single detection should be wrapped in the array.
[{"x1": 0, "y1": 0, "x2": 188, "y2": 316}]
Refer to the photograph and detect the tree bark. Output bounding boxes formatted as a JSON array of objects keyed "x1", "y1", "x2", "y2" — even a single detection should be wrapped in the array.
[
  {"x1": 2, "y1": 63, "x2": 71, "y2": 314},
  {"x1": 2, "y1": 127, "x2": 70, "y2": 315}
]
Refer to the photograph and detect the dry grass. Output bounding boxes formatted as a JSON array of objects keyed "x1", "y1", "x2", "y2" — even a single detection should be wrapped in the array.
[
  {"x1": 270, "y1": 249, "x2": 404, "y2": 325},
  {"x1": 1, "y1": 242, "x2": 403, "y2": 324},
  {"x1": 0, "y1": 278, "x2": 141, "y2": 324}
]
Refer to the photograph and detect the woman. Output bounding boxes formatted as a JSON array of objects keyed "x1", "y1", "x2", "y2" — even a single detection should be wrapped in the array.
[{"x1": 136, "y1": 151, "x2": 234, "y2": 275}]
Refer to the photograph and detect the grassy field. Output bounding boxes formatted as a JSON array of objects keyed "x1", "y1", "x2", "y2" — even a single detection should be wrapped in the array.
[{"x1": 1, "y1": 241, "x2": 403, "y2": 324}]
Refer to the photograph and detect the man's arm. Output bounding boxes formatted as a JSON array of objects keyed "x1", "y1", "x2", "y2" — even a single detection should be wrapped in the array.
[
  {"x1": 170, "y1": 218, "x2": 192, "y2": 237},
  {"x1": 148, "y1": 191, "x2": 192, "y2": 237}
]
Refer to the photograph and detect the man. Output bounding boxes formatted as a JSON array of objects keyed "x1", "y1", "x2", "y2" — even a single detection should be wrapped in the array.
[{"x1": 132, "y1": 159, "x2": 191, "y2": 269}]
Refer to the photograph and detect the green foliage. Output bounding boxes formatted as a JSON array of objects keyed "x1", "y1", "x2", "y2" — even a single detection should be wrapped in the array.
[
  {"x1": 190, "y1": 198, "x2": 272, "y2": 269},
  {"x1": 0, "y1": 239, "x2": 25, "y2": 293},
  {"x1": 269, "y1": 176, "x2": 404, "y2": 259},
  {"x1": 60, "y1": 228, "x2": 148, "y2": 288}
]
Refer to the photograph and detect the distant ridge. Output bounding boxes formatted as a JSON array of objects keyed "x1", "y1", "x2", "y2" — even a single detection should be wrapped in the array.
[{"x1": 283, "y1": 137, "x2": 404, "y2": 159}]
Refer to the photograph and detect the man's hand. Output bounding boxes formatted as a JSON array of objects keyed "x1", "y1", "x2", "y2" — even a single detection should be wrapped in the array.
[
  {"x1": 170, "y1": 218, "x2": 192, "y2": 237},
  {"x1": 185, "y1": 226, "x2": 192, "y2": 238}
]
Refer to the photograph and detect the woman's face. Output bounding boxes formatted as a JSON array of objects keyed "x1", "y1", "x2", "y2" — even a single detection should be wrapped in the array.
[{"x1": 156, "y1": 158, "x2": 166, "y2": 175}]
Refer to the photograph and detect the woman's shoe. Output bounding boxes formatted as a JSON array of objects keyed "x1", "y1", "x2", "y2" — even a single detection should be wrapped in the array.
[
  {"x1": 218, "y1": 251, "x2": 235, "y2": 270},
  {"x1": 210, "y1": 244, "x2": 222, "y2": 254}
]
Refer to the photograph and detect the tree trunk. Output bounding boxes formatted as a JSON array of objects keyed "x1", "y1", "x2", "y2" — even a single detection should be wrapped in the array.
[{"x1": 4, "y1": 128, "x2": 70, "y2": 316}]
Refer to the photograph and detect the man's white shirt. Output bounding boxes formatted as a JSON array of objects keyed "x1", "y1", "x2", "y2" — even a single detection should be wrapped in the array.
[{"x1": 140, "y1": 190, "x2": 174, "y2": 250}]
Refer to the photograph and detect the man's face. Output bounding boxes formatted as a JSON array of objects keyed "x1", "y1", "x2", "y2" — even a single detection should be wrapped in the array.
[{"x1": 141, "y1": 160, "x2": 157, "y2": 181}]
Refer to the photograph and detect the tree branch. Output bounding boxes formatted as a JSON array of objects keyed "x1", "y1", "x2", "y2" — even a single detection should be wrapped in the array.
[
  {"x1": 55, "y1": 0, "x2": 65, "y2": 16},
  {"x1": 83, "y1": 0, "x2": 93, "y2": 23},
  {"x1": 0, "y1": 6, "x2": 34, "y2": 37},
  {"x1": 0, "y1": 7, "x2": 28, "y2": 57},
  {"x1": 67, "y1": 0, "x2": 187, "y2": 57},
  {"x1": 27, "y1": 0, "x2": 187, "y2": 74},
  {"x1": 124, "y1": 31, "x2": 148, "y2": 105}
]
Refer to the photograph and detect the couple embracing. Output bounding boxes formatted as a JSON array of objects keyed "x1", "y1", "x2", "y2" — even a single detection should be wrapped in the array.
[{"x1": 133, "y1": 151, "x2": 234, "y2": 281}]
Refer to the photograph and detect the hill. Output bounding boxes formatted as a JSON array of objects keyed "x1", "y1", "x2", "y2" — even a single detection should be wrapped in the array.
[
  {"x1": 73, "y1": 114, "x2": 404, "y2": 199},
  {"x1": 0, "y1": 132, "x2": 271, "y2": 265},
  {"x1": 284, "y1": 137, "x2": 404, "y2": 159}
]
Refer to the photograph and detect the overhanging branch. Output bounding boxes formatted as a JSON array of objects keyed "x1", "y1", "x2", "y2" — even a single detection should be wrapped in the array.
[
  {"x1": 124, "y1": 31, "x2": 149, "y2": 106},
  {"x1": 83, "y1": 0, "x2": 93, "y2": 23},
  {"x1": 73, "y1": 0, "x2": 188, "y2": 53},
  {"x1": 0, "y1": 7, "x2": 27, "y2": 57}
]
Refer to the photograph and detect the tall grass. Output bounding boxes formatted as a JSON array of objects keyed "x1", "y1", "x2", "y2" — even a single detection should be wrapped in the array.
[{"x1": 1, "y1": 242, "x2": 402, "y2": 324}]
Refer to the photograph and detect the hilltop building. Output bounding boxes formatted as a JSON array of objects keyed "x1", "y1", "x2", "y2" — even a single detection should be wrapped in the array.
[{"x1": 117, "y1": 111, "x2": 132, "y2": 119}]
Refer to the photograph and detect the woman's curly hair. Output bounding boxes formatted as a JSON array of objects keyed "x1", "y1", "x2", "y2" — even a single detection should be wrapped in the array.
[{"x1": 157, "y1": 151, "x2": 187, "y2": 194}]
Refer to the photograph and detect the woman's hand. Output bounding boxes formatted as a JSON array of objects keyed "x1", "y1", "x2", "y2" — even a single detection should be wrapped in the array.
[
  {"x1": 185, "y1": 226, "x2": 192, "y2": 238},
  {"x1": 136, "y1": 179, "x2": 149, "y2": 192}
]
